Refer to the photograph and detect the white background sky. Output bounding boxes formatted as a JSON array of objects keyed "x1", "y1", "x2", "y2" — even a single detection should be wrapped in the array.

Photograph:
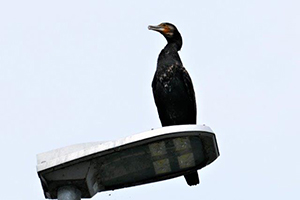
[{"x1": 0, "y1": 1, "x2": 299, "y2": 199}]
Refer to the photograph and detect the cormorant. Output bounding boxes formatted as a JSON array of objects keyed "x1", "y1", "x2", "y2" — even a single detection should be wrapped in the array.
[{"x1": 148, "y1": 23, "x2": 199, "y2": 186}]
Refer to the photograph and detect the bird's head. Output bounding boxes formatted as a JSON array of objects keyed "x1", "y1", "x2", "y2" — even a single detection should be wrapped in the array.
[{"x1": 148, "y1": 22, "x2": 182, "y2": 50}]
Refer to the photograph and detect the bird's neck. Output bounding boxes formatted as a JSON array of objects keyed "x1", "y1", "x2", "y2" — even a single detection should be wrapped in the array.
[
  {"x1": 165, "y1": 33, "x2": 182, "y2": 51},
  {"x1": 157, "y1": 43, "x2": 183, "y2": 69},
  {"x1": 164, "y1": 42, "x2": 181, "y2": 53}
]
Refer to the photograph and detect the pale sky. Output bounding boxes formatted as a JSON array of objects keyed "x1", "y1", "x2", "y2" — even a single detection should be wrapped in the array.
[{"x1": 0, "y1": 1, "x2": 299, "y2": 199}]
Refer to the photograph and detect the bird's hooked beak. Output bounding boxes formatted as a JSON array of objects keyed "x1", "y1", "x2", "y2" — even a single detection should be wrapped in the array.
[
  {"x1": 148, "y1": 24, "x2": 165, "y2": 32},
  {"x1": 148, "y1": 23, "x2": 173, "y2": 37}
]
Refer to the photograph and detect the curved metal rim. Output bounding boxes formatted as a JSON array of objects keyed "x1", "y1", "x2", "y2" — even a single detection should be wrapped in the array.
[{"x1": 37, "y1": 125, "x2": 216, "y2": 172}]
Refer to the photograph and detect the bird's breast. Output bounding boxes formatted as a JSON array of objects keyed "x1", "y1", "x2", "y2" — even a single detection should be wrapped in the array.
[{"x1": 156, "y1": 65, "x2": 177, "y2": 91}]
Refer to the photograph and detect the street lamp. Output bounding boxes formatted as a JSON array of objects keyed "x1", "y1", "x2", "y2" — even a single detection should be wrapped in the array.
[{"x1": 37, "y1": 125, "x2": 219, "y2": 199}]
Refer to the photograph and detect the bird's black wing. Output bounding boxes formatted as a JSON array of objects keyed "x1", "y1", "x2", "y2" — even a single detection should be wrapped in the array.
[
  {"x1": 179, "y1": 66, "x2": 197, "y2": 112},
  {"x1": 178, "y1": 67, "x2": 200, "y2": 185}
]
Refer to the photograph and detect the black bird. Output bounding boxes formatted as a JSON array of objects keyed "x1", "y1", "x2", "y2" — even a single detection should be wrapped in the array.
[{"x1": 148, "y1": 23, "x2": 199, "y2": 186}]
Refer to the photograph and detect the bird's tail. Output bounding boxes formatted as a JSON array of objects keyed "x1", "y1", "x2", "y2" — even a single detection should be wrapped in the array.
[{"x1": 184, "y1": 171, "x2": 200, "y2": 186}]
